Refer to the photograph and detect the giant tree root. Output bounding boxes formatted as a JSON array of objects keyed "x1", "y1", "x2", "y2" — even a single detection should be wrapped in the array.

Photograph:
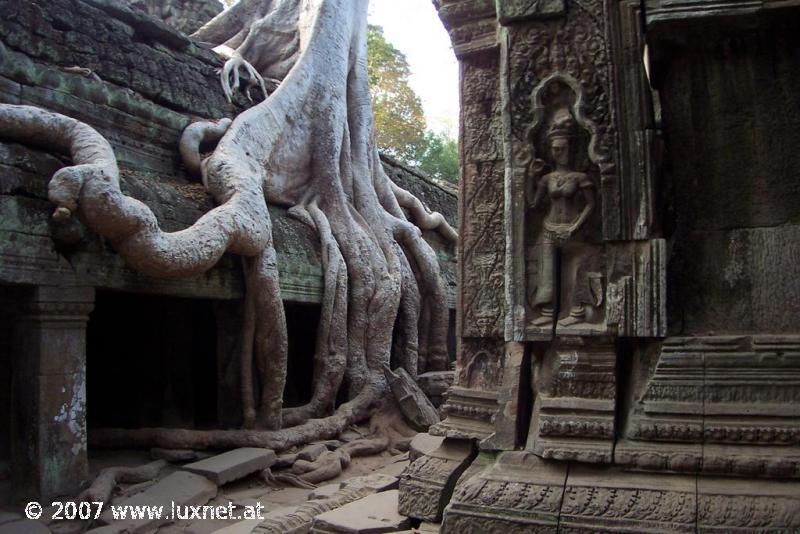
[
  {"x1": 78, "y1": 460, "x2": 168, "y2": 504},
  {"x1": 1, "y1": 0, "x2": 457, "y2": 450}
]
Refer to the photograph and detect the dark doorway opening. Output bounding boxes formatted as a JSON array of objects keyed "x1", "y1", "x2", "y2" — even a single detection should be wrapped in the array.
[
  {"x1": 86, "y1": 291, "x2": 218, "y2": 430},
  {"x1": 0, "y1": 285, "x2": 17, "y2": 479},
  {"x1": 283, "y1": 301, "x2": 321, "y2": 408}
]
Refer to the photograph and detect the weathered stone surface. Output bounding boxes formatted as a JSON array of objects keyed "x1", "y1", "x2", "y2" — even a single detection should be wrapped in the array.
[
  {"x1": 253, "y1": 474, "x2": 399, "y2": 534},
  {"x1": 409, "y1": 434, "x2": 445, "y2": 463},
  {"x1": 310, "y1": 490, "x2": 410, "y2": 534},
  {"x1": 398, "y1": 439, "x2": 474, "y2": 522},
  {"x1": 432, "y1": 339, "x2": 504, "y2": 441},
  {"x1": 11, "y1": 286, "x2": 94, "y2": 499},
  {"x1": 618, "y1": 335, "x2": 800, "y2": 478},
  {"x1": 385, "y1": 366, "x2": 440, "y2": 431},
  {"x1": 127, "y1": 0, "x2": 223, "y2": 35},
  {"x1": 442, "y1": 452, "x2": 566, "y2": 533},
  {"x1": 526, "y1": 337, "x2": 617, "y2": 464},
  {"x1": 150, "y1": 448, "x2": 205, "y2": 463},
  {"x1": 415, "y1": 371, "x2": 453, "y2": 408},
  {"x1": 97, "y1": 471, "x2": 217, "y2": 531},
  {"x1": 183, "y1": 448, "x2": 277, "y2": 485}
]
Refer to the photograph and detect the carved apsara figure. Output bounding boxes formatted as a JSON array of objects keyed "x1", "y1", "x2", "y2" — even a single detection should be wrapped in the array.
[{"x1": 528, "y1": 110, "x2": 599, "y2": 327}]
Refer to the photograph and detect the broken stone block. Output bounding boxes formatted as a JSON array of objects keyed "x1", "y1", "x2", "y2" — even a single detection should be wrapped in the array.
[
  {"x1": 409, "y1": 433, "x2": 445, "y2": 462},
  {"x1": 97, "y1": 471, "x2": 217, "y2": 532},
  {"x1": 310, "y1": 490, "x2": 410, "y2": 533},
  {"x1": 416, "y1": 371, "x2": 454, "y2": 408},
  {"x1": 340, "y1": 473, "x2": 398, "y2": 492},
  {"x1": 399, "y1": 439, "x2": 474, "y2": 522},
  {"x1": 384, "y1": 366, "x2": 440, "y2": 431},
  {"x1": 183, "y1": 448, "x2": 276, "y2": 485},
  {"x1": 374, "y1": 456, "x2": 409, "y2": 479}
]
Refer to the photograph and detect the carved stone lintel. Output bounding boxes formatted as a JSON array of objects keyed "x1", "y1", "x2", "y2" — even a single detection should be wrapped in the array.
[
  {"x1": 398, "y1": 438, "x2": 475, "y2": 522},
  {"x1": 526, "y1": 337, "x2": 617, "y2": 463},
  {"x1": 431, "y1": 387, "x2": 499, "y2": 440}
]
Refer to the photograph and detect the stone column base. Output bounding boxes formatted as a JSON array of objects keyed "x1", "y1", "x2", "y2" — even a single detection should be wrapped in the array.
[
  {"x1": 398, "y1": 438, "x2": 475, "y2": 522},
  {"x1": 441, "y1": 451, "x2": 800, "y2": 533}
]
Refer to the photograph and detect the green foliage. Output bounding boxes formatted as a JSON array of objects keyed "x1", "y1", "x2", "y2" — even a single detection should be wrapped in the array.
[
  {"x1": 367, "y1": 25, "x2": 427, "y2": 163},
  {"x1": 416, "y1": 130, "x2": 459, "y2": 185},
  {"x1": 367, "y1": 25, "x2": 458, "y2": 184}
]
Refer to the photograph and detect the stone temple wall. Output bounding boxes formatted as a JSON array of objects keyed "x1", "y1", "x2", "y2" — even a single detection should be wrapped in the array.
[
  {"x1": 398, "y1": 0, "x2": 800, "y2": 531},
  {"x1": 0, "y1": 0, "x2": 456, "y2": 498}
]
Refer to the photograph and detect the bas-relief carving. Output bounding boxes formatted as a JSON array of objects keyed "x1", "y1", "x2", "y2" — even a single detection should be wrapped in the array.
[
  {"x1": 502, "y1": 2, "x2": 667, "y2": 339},
  {"x1": 523, "y1": 77, "x2": 604, "y2": 331},
  {"x1": 497, "y1": 0, "x2": 567, "y2": 24},
  {"x1": 460, "y1": 52, "x2": 505, "y2": 339},
  {"x1": 398, "y1": 439, "x2": 475, "y2": 522},
  {"x1": 442, "y1": 452, "x2": 800, "y2": 533},
  {"x1": 526, "y1": 337, "x2": 617, "y2": 463},
  {"x1": 618, "y1": 335, "x2": 800, "y2": 478},
  {"x1": 433, "y1": 338, "x2": 505, "y2": 440}
]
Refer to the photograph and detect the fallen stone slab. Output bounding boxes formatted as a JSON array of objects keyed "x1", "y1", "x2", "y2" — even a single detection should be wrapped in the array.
[
  {"x1": 0, "y1": 520, "x2": 51, "y2": 534},
  {"x1": 151, "y1": 448, "x2": 208, "y2": 463},
  {"x1": 409, "y1": 434, "x2": 445, "y2": 463},
  {"x1": 384, "y1": 366, "x2": 439, "y2": 431},
  {"x1": 340, "y1": 473, "x2": 398, "y2": 493},
  {"x1": 96, "y1": 471, "x2": 217, "y2": 532},
  {"x1": 184, "y1": 448, "x2": 277, "y2": 485},
  {"x1": 310, "y1": 490, "x2": 410, "y2": 533},
  {"x1": 253, "y1": 474, "x2": 399, "y2": 534}
]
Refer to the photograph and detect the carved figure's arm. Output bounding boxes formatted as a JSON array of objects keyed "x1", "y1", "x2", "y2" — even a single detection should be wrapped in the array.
[
  {"x1": 528, "y1": 172, "x2": 549, "y2": 212},
  {"x1": 570, "y1": 181, "x2": 595, "y2": 232}
]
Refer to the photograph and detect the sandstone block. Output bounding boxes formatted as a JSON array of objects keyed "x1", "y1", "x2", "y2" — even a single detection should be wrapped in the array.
[
  {"x1": 310, "y1": 490, "x2": 410, "y2": 533},
  {"x1": 409, "y1": 434, "x2": 445, "y2": 462},
  {"x1": 184, "y1": 448, "x2": 276, "y2": 485},
  {"x1": 97, "y1": 471, "x2": 217, "y2": 532}
]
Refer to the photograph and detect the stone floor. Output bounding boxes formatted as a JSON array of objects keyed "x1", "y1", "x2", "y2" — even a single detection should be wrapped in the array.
[{"x1": 0, "y1": 434, "x2": 442, "y2": 534}]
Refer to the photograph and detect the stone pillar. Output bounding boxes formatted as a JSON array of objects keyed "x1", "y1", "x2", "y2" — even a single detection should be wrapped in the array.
[{"x1": 12, "y1": 286, "x2": 94, "y2": 499}]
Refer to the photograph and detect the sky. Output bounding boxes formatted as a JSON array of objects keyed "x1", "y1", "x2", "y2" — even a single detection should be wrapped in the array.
[{"x1": 367, "y1": 0, "x2": 460, "y2": 137}]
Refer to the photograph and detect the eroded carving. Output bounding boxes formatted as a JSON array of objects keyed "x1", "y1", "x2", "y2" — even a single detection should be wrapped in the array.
[{"x1": 524, "y1": 84, "x2": 604, "y2": 330}]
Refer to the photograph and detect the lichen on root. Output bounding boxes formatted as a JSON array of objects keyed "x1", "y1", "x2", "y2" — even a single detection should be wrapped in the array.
[{"x1": 0, "y1": 0, "x2": 455, "y2": 448}]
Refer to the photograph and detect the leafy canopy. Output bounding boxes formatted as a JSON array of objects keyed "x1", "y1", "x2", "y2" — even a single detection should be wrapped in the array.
[
  {"x1": 367, "y1": 25, "x2": 427, "y2": 164},
  {"x1": 367, "y1": 25, "x2": 458, "y2": 184}
]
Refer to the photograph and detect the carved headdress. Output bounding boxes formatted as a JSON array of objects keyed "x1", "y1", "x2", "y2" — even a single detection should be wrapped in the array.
[{"x1": 546, "y1": 109, "x2": 579, "y2": 141}]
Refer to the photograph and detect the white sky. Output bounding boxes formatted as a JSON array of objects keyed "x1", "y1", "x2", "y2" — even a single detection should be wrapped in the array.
[{"x1": 367, "y1": 0, "x2": 459, "y2": 137}]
